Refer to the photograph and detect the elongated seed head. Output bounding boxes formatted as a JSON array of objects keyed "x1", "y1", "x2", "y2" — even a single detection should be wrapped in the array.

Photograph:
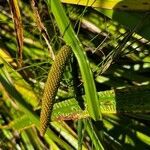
[{"x1": 40, "y1": 45, "x2": 71, "y2": 136}]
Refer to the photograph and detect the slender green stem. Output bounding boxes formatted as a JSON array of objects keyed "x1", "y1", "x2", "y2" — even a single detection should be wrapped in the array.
[{"x1": 84, "y1": 119, "x2": 104, "y2": 150}]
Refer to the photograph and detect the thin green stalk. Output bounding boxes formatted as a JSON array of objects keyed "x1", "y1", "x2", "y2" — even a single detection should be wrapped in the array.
[
  {"x1": 78, "y1": 119, "x2": 84, "y2": 150},
  {"x1": 84, "y1": 119, "x2": 104, "y2": 150},
  {"x1": 46, "y1": 0, "x2": 101, "y2": 120}
]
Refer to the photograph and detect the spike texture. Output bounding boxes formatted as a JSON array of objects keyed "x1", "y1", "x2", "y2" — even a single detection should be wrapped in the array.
[{"x1": 40, "y1": 45, "x2": 71, "y2": 136}]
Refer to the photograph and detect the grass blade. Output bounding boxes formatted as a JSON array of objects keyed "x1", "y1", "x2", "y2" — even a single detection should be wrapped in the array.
[
  {"x1": 61, "y1": 0, "x2": 150, "y2": 11},
  {"x1": 84, "y1": 119, "x2": 104, "y2": 150},
  {"x1": 46, "y1": 0, "x2": 101, "y2": 121}
]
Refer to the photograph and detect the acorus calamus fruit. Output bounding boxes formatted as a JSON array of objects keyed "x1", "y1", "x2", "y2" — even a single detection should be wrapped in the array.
[{"x1": 40, "y1": 45, "x2": 71, "y2": 136}]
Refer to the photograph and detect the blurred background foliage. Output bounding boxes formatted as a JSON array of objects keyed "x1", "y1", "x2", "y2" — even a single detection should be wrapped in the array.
[{"x1": 0, "y1": 0, "x2": 150, "y2": 149}]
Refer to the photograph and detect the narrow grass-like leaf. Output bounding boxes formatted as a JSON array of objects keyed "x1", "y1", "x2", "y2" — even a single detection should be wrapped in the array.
[
  {"x1": 46, "y1": 0, "x2": 101, "y2": 121},
  {"x1": 84, "y1": 119, "x2": 104, "y2": 150},
  {"x1": 20, "y1": 131, "x2": 35, "y2": 150},
  {"x1": 2, "y1": 115, "x2": 33, "y2": 131},
  {"x1": 25, "y1": 128, "x2": 47, "y2": 150},
  {"x1": 77, "y1": 120, "x2": 84, "y2": 150},
  {"x1": 61, "y1": 0, "x2": 150, "y2": 11},
  {"x1": 31, "y1": 0, "x2": 54, "y2": 59},
  {"x1": 9, "y1": 0, "x2": 23, "y2": 67},
  {"x1": 51, "y1": 122, "x2": 87, "y2": 150}
]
